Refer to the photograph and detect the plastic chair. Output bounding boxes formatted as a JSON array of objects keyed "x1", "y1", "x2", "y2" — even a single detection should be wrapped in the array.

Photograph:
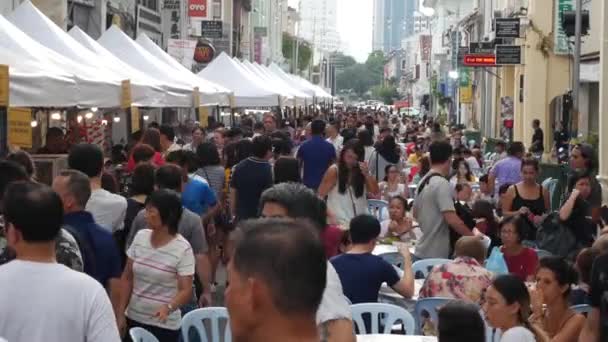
[
  {"x1": 412, "y1": 258, "x2": 450, "y2": 279},
  {"x1": 350, "y1": 303, "x2": 416, "y2": 335},
  {"x1": 571, "y1": 304, "x2": 592, "y2": 315},
  {"x1": 378, "y1": 252, "x2": 404, "y2": 269},
  {"x1": 181, "y1": 307, "x2": 231, "y2": 342},
  {"x1": 414, "y1": 297, "x2": 453, "y2": 334},
  {"x1": 535, "y1": 249, "x2": 552, "y2": 259},
  {"x1": 129, "y1": 327, "x2": 159, "y2": 342},
  {"x1": 368, "y1": 199, "x2": 389, "y2": 220},
  {"x1": 542, "y1": 178, "x2": 559, "y2": 210}
]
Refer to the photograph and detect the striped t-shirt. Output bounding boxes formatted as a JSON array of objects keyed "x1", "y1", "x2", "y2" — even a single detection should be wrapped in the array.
[{"x1": 126, "y1": 229, "x2": 195, "y2": 330}]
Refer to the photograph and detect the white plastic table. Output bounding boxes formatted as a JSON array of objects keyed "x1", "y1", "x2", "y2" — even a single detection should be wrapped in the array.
[{"x1": 357, "y1": 335, "x2": 437, "y2": 342}]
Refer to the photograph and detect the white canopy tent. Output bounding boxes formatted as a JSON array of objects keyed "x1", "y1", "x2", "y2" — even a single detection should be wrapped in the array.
[
  {"x1": 236, "y1": 59, "x2": 296, "y2": 106},
  {"x1": 266, "y1": 63, "x2": 316, "y2": 99},
  {"x1": 68, "y1": 27, "x2": 175, "y2": 107},
  {"x1": 136, "y1": 34, "x2": 231, "y2": 106},
  {"x1": 289, "y1": 73, "x2": 333, "y2": 101},
  {"x1": 98, "y1": 26, "x2": 195, "y2": 108},
  {"x1": 0, "y1": 15, "x2": 78, "y2": 107},
  {"x1": 198, "y1": 52, "x2": 281, "y2": 107},
  {"x1": 7, "y1": 1, "x2": 124, "y2": 107},
  {"x1": 246, "y1": 61, "x2": 311, "y2": 106}
]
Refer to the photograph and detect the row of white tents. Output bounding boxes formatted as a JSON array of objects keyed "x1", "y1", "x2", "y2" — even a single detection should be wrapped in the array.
[{"x1": 0, "y1": 1, "x2": 332, "y2": 109}]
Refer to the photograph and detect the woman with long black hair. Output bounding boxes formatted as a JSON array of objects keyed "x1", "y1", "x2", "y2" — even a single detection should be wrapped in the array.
[
  {"x1": 318, "y1": 139, "x2": 379, "y2": 227},
  {"x1": 368, "y1": 135, "x2": 403, "y2": 181}
]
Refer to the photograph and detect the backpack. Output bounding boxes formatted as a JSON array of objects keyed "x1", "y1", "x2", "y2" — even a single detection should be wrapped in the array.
[
  {"x1": 536, "y1": 213, "x2": 578, "y2": 259},
  {"x1": 416, "y1": 172, "x2": 445, "y2": 197},
  {"x1": 61, "y1": 224, "x2": 97, "y2": 276}
]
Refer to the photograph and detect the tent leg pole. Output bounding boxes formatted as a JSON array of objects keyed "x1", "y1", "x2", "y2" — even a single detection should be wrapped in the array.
[
  {"x1": 0, "y1": 106, "x2": 7, "y2": 157},
  {"x1": 126, "y1": 107, "x2": 132, "y2": 137}
]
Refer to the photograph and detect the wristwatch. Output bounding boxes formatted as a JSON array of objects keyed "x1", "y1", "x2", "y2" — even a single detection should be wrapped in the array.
[{"x1": 167, "y1": 303, "x2": 175, "y2": 312}]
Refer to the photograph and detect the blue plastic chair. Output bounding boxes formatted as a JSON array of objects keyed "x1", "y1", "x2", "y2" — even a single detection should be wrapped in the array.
[
  {"x1": 129, "y1": 327, "x2": 159, "y2": 342},
  {"x1": 181, "y1": 307, "x2": 231, "y2": 342},
  {"x1": 350, "y1": 302, "x2": 416, "y2": 335},
  {"x1": 571, "y1": 304, "x2": 592, "y2": 315},
  {"x1": 542, "y1": 178, "x2": 559, "y2": 210},
  {"x1": 368, "y1": 199, "x2": 389, "y2": 220},
  {"x1": 412, "y1": 258, "x2": 450, "y2": 279},
  {"x1": 378, "y1": 252, "x2": 405, "y2": 268},
  {"x1": 414, "y1": 297, "x2": 453, "y2": 334}
]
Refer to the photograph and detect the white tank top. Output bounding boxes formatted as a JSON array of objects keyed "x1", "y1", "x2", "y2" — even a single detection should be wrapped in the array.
[{"x1": 327, "y1": 183, "x2": 369, "y2": 228}]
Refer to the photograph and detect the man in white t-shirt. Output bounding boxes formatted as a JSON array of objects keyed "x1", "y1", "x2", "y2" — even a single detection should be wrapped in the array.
[
  {"x1": 68, "y1": 143, "x2": 127, "y2": 232},
  {"x1": 0, "y1": 181, "x2": 120, "y2": 342}
]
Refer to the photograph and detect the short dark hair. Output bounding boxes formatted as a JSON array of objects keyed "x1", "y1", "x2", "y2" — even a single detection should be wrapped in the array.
[
  {"x1": 251, "y1": 135, "x2": 273, "y2": 159},
  {"x1": 197, "y1": 142, "x2": 221, "y2": 167},
  {"x1": 311, "y1": 119, "x2": 326, "y2": 135},
  {"x1": 141, "y1": 128, "x2": 162, "y2": 152},
  {"x1": 507, "y1": 141, "x2": 525, "y2": 156},
  {"x1": 533, "y1": 119, "x2": 540, "y2": 127},
  {"x1": 538, "y1": 256, "x2": 578, "y2": 297},
  {"x1": 58, "y1": 169, "x2": 91, "y2": 208},
  {"x1": 68, "y1": 143, "x2": 104, "y2": 178},
  {"x1": 260, "y1": 182, "x2": 325, "y2": 229},
  {"x1": 233, "y1": 218, "x2": 326, "y2": 316},
  {"x1": 429, "y1": 140, "x2": 453, "y2": 165},
  {"x1": 496, "y1": 140, "x2": 506, "y2": 148},
  {"x1": 7, "y1": 151, "x2": 35, "y2": 178},
  {"x1": 500, "y1": 214, "x2": 528, "y2": 243},
  {"x1": 253, "y1": 122, "x2": 265, "y2": 131},
  {"x1": 155, "y1": 164, "x2": 184, "y2": 192},
  {"x1": 0, "y1": 161, "x2": 29, "y2": 204},
  {"x1": 159, "y1": 124, "x2": 175, "y2": 141},
  {"x1": 273, "y1": 157, "x2": 301, "y2": 184},
  {"x1": 349, "y1": 214, "x2": 381, "y2": 244},
  {"x1": 438, "y1": 301, "x2": 486, "y2": 342},
  {"x1": 132, "y1": 144, "x2": 156, "y2": 164},
  {"x1": 3, "y1": 181, "x2": 63, "y2": 242},
  {"x1": 146, "y1": 189, "x2": 183, "y2": 235},
  {"x1": 182, "y1": 151, "x2": 200, "y2": 173},
  {"x1": 131, "y1": 163, "x2": 156, "y2": 196},
  {"x1": 568, "y1": 171, "x2": 592, "y2": 193},
  {"x1": 165, "y1": 150, "x2": 185, "y2": 165},
  {"x1": 479, "y1": 174, "x2": 489, "y2": 183},
  {"x1": 148, "y1": 122, "x2": 160, "y2": 129}
]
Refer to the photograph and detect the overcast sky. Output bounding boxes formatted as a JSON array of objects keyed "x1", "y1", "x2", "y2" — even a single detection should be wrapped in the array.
[{"x1": 288, "y1": 0, "x2": 373, "y2": 62}]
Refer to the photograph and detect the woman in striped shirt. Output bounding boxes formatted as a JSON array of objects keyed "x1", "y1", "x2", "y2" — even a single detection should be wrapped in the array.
[{"x1": 118, "y1": 189, "x2": 195, "y2": 342}]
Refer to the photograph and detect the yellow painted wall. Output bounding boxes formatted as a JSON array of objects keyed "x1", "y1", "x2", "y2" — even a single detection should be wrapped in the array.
[{"x1": 510, "y1": 0, "x2": 570, "y2": 151}]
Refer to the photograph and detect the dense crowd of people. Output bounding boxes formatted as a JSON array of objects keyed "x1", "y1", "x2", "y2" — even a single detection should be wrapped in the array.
[{"x1": 0, "y1": 109, "x2": 607, "y2": 342}]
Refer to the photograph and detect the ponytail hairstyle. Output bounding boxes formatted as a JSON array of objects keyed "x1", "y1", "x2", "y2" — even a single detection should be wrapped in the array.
[{"x1": 538, "y1": 256, "x2": 578, "y2": 298}]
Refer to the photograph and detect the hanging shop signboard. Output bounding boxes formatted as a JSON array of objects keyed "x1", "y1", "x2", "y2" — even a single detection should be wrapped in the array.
[{"x1": 495, "y1": 18, "x2": 522, "y2": 38}]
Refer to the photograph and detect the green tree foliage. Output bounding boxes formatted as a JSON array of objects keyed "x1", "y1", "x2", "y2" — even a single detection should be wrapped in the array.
[
  {"x1": 336, "y1": 51, "x2": 386, "y2": 97},
  {"x1": 282, "y1": 33, "x2": 312, "y2": 72},
  {"x1": 371, "y1": 85, "x2": 399, "y2": 105},
  {"x1": 337, "y1": 64, "x2": 375, "y2": 97}
]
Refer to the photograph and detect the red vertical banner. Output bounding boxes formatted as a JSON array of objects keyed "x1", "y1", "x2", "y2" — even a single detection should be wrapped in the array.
[
  {"x1": 254, "y1": 35, "x2": 262, "y2": 63},
  {"x1": 420, "y1": 35, "x2": 432, "y2": 62}
]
